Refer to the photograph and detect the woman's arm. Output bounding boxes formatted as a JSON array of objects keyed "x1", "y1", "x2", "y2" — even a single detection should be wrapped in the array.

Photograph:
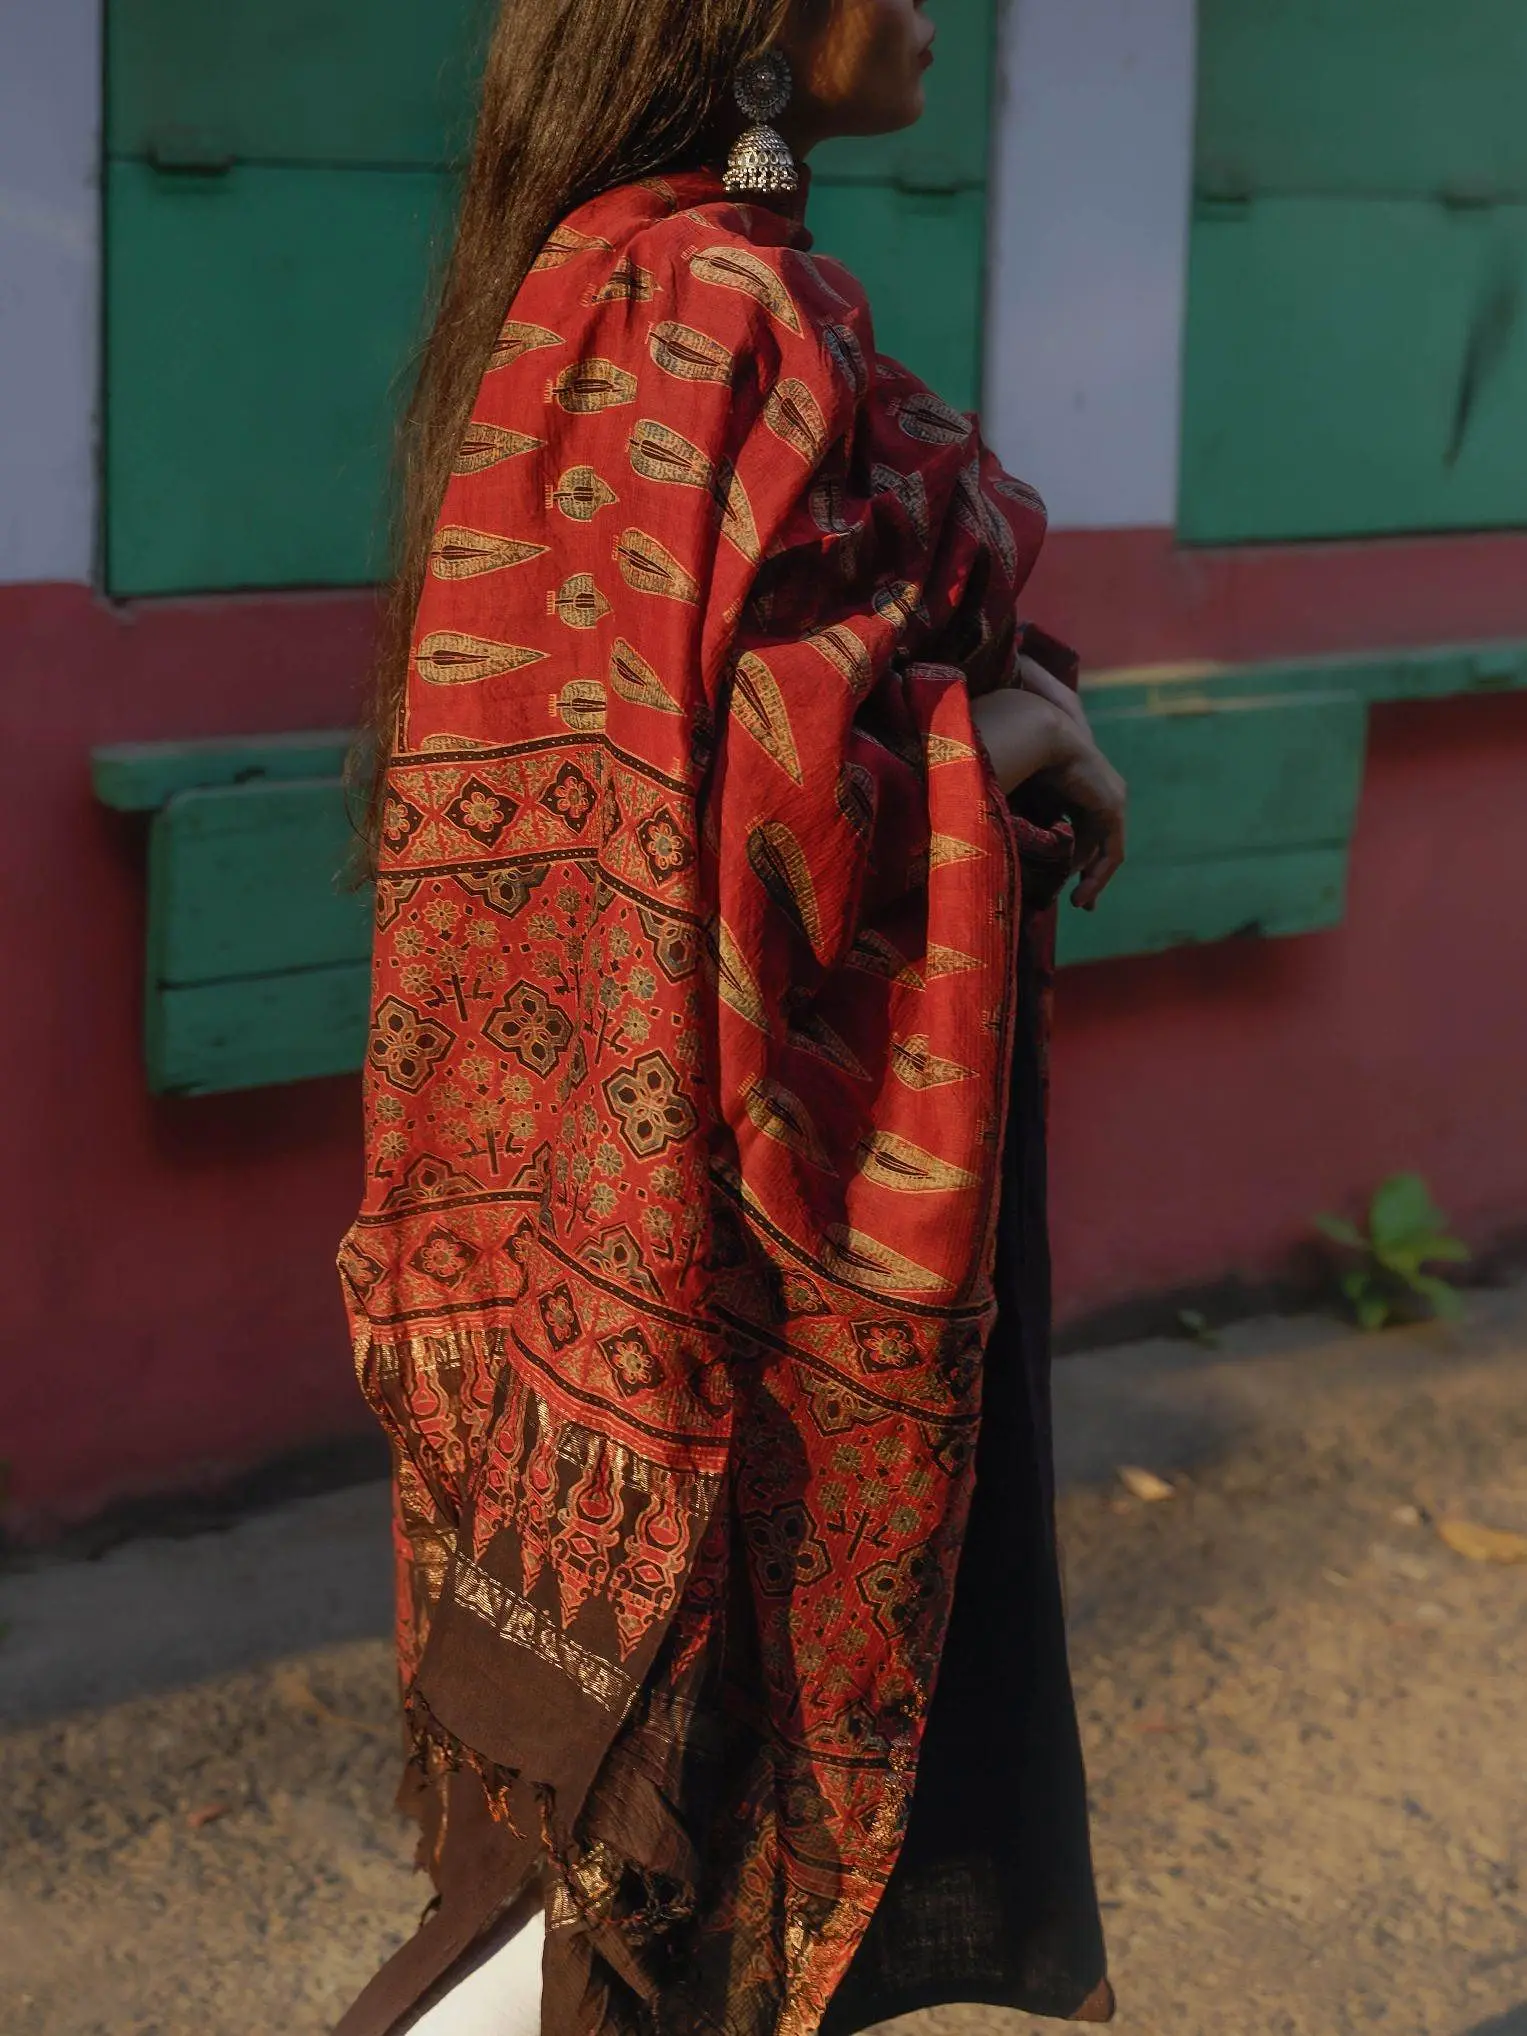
[{"x1": 971, "y1": 688, "x2": 1128, "y2": 912}]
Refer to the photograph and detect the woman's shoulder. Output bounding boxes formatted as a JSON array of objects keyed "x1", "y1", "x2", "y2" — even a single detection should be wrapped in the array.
[{"x1": 537, "y1": 175, "x2": 875, "y2": 358}]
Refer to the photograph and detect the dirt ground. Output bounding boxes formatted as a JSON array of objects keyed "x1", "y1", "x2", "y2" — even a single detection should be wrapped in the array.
[{"x1": 2, "y1": 1291, "x2": 1524, "y2": 2036}]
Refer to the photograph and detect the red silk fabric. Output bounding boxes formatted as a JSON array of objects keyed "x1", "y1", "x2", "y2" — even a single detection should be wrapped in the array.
[{"x1": 340, "y1": 169, "x2": 1065, "y2": 2034}]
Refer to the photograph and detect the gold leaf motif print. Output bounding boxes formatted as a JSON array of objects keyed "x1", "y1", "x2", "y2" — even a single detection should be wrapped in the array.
[
  {"x1": 490, "y1": 321, "x2": 564, "y2": 371},
  {"x1": 550, "y1": 358, "x2": 639, "y2": 413},
  {"x1": 709, "y1": 919, "x2": 770, "y2": 1032},
  {"x1": 610, "y1": 639, "x2": 682, "y2": 716},
  {"x1": 550, "y1": 466, "x2": 619, "y2": 522},
  {"x1": 649, "y1": 321, "x2": 736, "y2": 385},
  {"x1": 923, "y1": 944, "x2": 984, "y2": 979},
  {"x1": 688, "y1": 245, "x2": 803, "y2": 335},
  {"x1": 927, "y1": 833, "x2": 986, "y2": 870},
  {"x1": 821, "y1": 1224, "x2": 948, "y2": 1296},
  {"x1": 555, "y1": 679, "x2": 608, "y2": 732},
  {"x1": 890, "y1": 1034, "x2": 976, "y2": 1091},
  {"x1": 872, "y1": 463, "x2": 931, "y2": 544},
  {"x1": 894, "y1": 390, "x2": 971, "y2": 445},
  {"x1": 730, "y1": 653, "x2": 802, "y2": 784},
  {"x1": 415, "y1": 633, "x2": 548, "y2": 685},
  {"x1": 743, "y1": 1079, "x2": 831, "y2": 1168},
  {"x1": 614, "y1": 529, "x2": 701, "y2": 604},
  {"x1": 925, "y1": 732, "x2": 980, "y2": 766},
  {"x1": 531, "y1": 223, "x2": 613, "y2": 271},
  {"x1": 429, "y1": 526, "x2": 548, "y2": 580},
  {"x1": 763, "y1": 379, "x2": 829, "y2": 464},
  {"x1": 549, "y1": 574, "x2": 613, "y2": 629},
  {"x1": 805, "y1": 624, "x2": 875, "y2": 700},
  {"x1": 746, "y1": 820, "x2": 822, "y2": 949},
  {"x1": 718, "y1": 467, "x2": 761, "y2": 563},
  {"x1": 873, "y1": 580, "x2": 924, "y2": 631},
  {"x1": 821, "y1": 323, "x2": 869, "y2": 399},
  {"x1": 788, "y1": 1008, "x2": 870, "y2": 1080},
  {"x1": 628, "y1": 419, "x2": 717, "y2": 493},
  {"x1": 994, "y1": 472, "x2": 1048, "y2": 515},
  {"x1": 855, "y1": 1129, "x2": 979, "y2": 1195},
  {"x1": 589, "y1": 255, "x2": 656, "y2": 303},
  {"x1": 454, "y1": 423, "x2": 543, "y2": 475}
]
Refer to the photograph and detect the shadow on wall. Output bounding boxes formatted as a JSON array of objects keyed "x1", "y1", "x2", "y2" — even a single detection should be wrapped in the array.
[{"x1": 1464, "y1": 2009, "x2": 1527, "y2": 2036}]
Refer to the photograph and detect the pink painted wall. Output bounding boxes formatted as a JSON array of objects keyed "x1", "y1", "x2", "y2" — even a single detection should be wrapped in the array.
[
  {"x1": 1050, "y1": 690, "x2": 1527, "y2": 1320},
  {"x1": 2, "y1": 583, "x2": 377, "y2": 1529},
  {"x1": 4, "y1": 543, "x2": 1526, "y2": 1528}
]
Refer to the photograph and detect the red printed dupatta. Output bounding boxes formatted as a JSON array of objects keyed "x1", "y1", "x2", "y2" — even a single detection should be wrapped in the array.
[{"x1": 338, "y1": 168, "x2": 1068, "y2": 2036}]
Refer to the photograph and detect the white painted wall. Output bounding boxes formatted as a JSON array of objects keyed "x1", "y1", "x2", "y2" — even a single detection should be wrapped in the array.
[
  {"x1": 0, "y1": 0, "x2": 101, "y2": 585},
  {"x1": 984, "y1": 0, "x2": 1198, "y2": 531}
]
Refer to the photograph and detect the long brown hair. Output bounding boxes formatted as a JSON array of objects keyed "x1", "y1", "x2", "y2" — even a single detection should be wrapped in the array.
[{"x1": 357, "y1": 0, "x2": 793, "y2": 860}]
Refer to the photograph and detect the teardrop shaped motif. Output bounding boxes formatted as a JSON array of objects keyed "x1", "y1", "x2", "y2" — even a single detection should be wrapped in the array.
[
  {"x1": 489, "y1": 321, "x2": 564, "y2": 372},
  {"x1": 550, "y1": 466, "x2": 619, "y2": 523},
  {"x1": 688, "y1": 246, "x2": 802, "y2": 335},
  {"x1": 613, "y1": 529, "x2": 701, "y2": 605},
  {"x1": 610, "y1": 639, "x2": 682, "y2": 716},
  {"x1": 730, "y1": 653, "x2": 802, "y2": 783},
  {"x1": 415, "y1": 633, "x2": 548, "y2": 686},
  {"x1": 550, "y1": 574, "x2": 613, "y2": 630},
  {"x1": 763, "y1": 378, "x2": 829, "y2": 464},
  {"x1": 454, "y1": 423, "x2": 543, "y2": 475},
  {"x1": 649, "y1": 321, "x2": 736, "y2": 385},
  {"x1": 550, "y1": 359, "x2": 638, "y2": 414},
  {"x1": 429, "y1": 527, "x2": 548, "y2": 581}
]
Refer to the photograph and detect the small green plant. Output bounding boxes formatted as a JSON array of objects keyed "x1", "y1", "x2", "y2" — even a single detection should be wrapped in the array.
[{"x1": 1314, "y1": 1172, "x2": 1471, "y2": 1331}]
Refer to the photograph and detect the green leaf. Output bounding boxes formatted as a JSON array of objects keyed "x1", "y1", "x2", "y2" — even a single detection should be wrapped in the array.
[
  {"x1": 1315, "y1": 1213, "x2": 1368, "y2": 1251},
  {"x1": 1421, "y1": 1235, "x2": 1472, "y2": 1266},
  {"x1": 1408, "y1": 1272, "x2": 1466, "y2": 1322},
  {"x1": 1369, "y1": 1172, "x2": 1449, "y2": 1253},
  {"x1": 1356, "y1": 1290, "x2": 1393, "y2": 1332}
]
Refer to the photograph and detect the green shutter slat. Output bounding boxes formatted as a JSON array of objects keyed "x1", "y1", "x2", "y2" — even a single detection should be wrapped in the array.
[
  {"x1": 1058, "y1": 692, "x2": 1367, "y2": 967},
  {"x1": 107, "y1": 0, "x2": 494, "y2": 168},
  {"x1": 92, "y1": 731, "x2": 355, "y2": 812},
  {"x1": 150, "y1": 968, "x2": 371, "y2": 1097},
  {"x1": 1179, "y1": 198, "x2": 1527, "y2": 544},
  {"x1": 106, "y1": 161, "x2": 454, "y2": 595},
  {"x1": 1196, "y1": 0, "x2": 1527, "y2": 202},
  {"x1": 1056, "y1": 849, "x2": 1351, "y2": 968},
  {"x1": 812, "y1": 0, "x2": 997, "y2": 190},
  {"x1": 148, "y1": 779, "x2": 372, "y2": 987},
  {"x1": 809, "y1": 183, "x2": 986, "y2": 411},
  {"x1": 1086, "y1": 693, "x2": 1368, "y2": 858}
]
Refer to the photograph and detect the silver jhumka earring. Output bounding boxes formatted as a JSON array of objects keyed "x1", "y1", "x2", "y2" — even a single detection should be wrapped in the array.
[{"x1": 724, "y1": 49, "x2": 800, "y2": 196}]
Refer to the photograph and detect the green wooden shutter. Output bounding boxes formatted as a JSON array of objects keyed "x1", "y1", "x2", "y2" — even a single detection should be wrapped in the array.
[
  {"x1": 808, "y1": 0, "x2": 997, "y2": 412},
  {"x1": 1180, "y1": 0, "x2": 1527, "y2": 545},
  {"x1": 104, "y1": 0, "x2": 493, "y2": 597}
]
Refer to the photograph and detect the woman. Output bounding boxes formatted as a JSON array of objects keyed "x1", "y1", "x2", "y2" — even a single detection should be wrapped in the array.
[{"x1": 337, "y1": 2, "x2": 1126, "y2": 2032}]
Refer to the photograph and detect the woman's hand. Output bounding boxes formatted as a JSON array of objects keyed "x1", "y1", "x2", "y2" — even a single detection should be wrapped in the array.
[
  {"x1": 1015, "y1": 651, "x2": 1092, "y2": 738},
  {"x1": 970, "y1": 687, "x2": 1127, "y2": 912}
]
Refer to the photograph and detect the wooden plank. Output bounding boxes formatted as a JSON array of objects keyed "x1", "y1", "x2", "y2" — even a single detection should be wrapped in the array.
[
  {"x1": 148, "y1": 965, "x2": 370, "y2": 1096},
  {"x1": 1085, "y1": 641, "x2": 1527, "y2": 711},
  {"x1": 92, "y1": 730, "x2": 355, "y2": 812},
  {"x1": 809, "y1": 183, "x2": 986, "y2": 412},
  {"x1": 1196, "y1": 0, "x2": 1527, "y2": 202},
  {"x1": 1086, "y1": 693, "x2": 1368, "y2": 860},
  {"x1": 1179, "y1": 197, "x2": 1527, "y2": 543},
  {"x1": 1056, "y1": 847, "x2": 1350, "y2": 968},
  {"x1": 812, "y1": 0, "x2": 997, "y2": 190},
  {"x1": 106, "y1": 160, "x2": 454, "y2": 595},
  {"x1": 148, "y1": 779, "x2": 372, "y2": 985},
  {"x1": 107, "y1": 0, "x2": 493, "y2": 168}
]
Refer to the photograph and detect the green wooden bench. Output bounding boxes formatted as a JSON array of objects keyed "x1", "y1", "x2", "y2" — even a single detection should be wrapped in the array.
[{"x1": 92, "y1": 638, "x2": 1527, "y2": 1095}]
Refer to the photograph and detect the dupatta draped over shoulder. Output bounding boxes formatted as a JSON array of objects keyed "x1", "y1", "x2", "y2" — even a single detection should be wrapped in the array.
[{"x1": 338, "y1": 168, "x2": 1089, "y2": 2036}]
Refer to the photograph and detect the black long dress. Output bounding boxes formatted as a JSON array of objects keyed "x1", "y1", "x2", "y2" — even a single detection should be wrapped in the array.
[{"x1": 820, "y1": 919, "x2": 1113, "y2": 2031}]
